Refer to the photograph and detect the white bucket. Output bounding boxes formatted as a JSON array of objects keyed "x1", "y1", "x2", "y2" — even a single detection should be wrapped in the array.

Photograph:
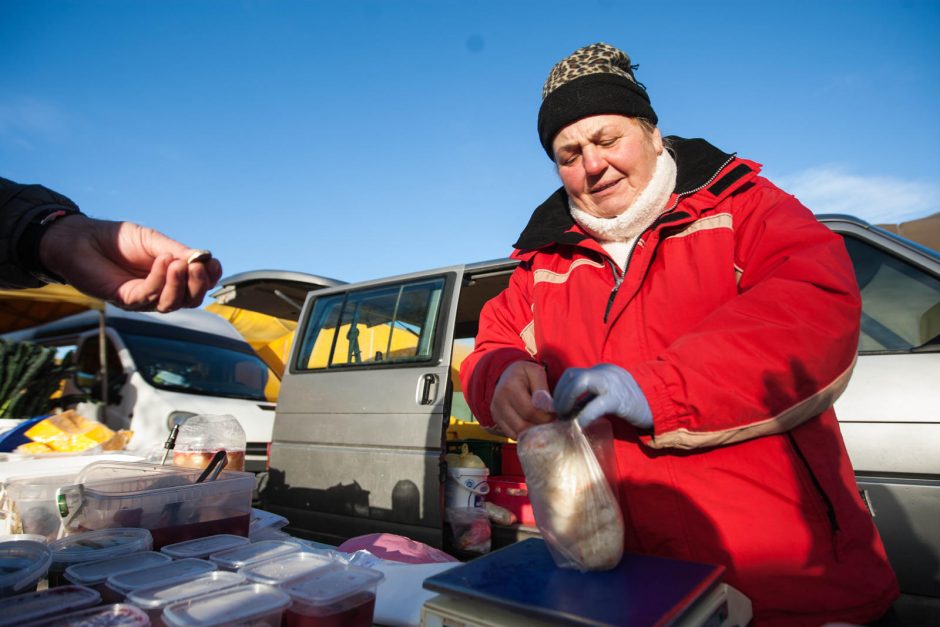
[{"x1": 446, "y1": 467, "x2": 490, "y2": 509}]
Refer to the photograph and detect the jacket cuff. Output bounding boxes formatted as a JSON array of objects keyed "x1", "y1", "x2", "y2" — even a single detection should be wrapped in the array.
[{"x1": 465, "y1": 347, "x2": 536, "y2": 428}]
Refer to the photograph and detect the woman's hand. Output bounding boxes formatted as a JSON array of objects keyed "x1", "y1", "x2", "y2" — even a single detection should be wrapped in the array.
[{"x1": 490, "y1": 361, "x2": 556, "y2": 439}]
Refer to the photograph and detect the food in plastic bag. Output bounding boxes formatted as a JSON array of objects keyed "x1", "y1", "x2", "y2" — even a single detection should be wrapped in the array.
[
  {"x1": 517, "y1": 419, "x2": 623, "y2": 571},
  {"x1": 15, "y1": 410, "x2": 132, "y2": 454},
  {"x1": 446, "y1": 507, "x2": 491, "y2": 554},
  {"x1": 484, "y1": 501, "x2": 517, "y2": 526}
]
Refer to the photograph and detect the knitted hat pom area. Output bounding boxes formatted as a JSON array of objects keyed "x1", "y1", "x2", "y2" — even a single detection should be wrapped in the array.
[{"x1": 537, "y1": 42, "x2": 658, "y2": 159}]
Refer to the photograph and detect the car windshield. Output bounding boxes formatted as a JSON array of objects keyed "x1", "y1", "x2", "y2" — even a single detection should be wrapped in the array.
[{"x1": 121, "y1": 332, "x2": 269, "y2": 401}]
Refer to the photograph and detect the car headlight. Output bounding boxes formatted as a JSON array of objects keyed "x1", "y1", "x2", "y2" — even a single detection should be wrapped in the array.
[{"x1": 167, "y1": 411, "x2": 197, "y2": 431}]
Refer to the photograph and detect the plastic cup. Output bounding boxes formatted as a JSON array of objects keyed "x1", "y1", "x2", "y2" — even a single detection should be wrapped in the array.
[
  {"x1": 280, "y1": 562, "x2": 385, "y2": 627},
  {"x1": 64, "y1": 550, "x2": 172, "y2": 601},
  {"x1": 0, "y1": 540, "x2": 52, "y2": 596},
  {"x1": 127, "y1": 571, "x2": 245, "y2": 627},
  {"x1": 0, "y1": 584, "x2": 101, "y2": 626},
  {"x1": 162, "y1": 582, "x2": 291, "y2": 626},
  {"x1": 160, "y1": 533, "x2": 249, "y2": 560}
]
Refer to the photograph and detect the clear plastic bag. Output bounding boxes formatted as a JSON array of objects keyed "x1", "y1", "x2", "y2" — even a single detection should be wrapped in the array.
[
  {"x1": 445, "y1": 507, "x2": 491, "y2": 554},
  {"x1": 517, "y1": 419, "x2": 624, "y2": 571}
]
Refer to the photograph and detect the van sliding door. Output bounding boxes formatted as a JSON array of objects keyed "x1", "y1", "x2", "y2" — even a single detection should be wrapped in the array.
[{"x1": 265, "y1": 270, "x2": 460, "y2": 547}]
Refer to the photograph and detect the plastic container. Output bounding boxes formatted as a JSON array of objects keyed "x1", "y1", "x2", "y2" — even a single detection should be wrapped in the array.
[
  {"x1": 0, "y1": 584, "x2": 101, "y2": 626},
  {"x1": 209, "y1": 539, "x2": 302, "y2": 571},
  {"x1": 161, "y1": 533, "x2": 250, "y2": 560},
  {"x1": 0, "y1": 533, "x2": 47, "y2": 543},
  {"x1": 55, "y1": 461, "x2": 254, "y2": 549},
  {"x1": 48, "y1": 527, "x2": 152, "y2": 587},
  {"x1": 445, "y1": 445, "x2": 490, "y2": 509},
  {"x1": 105, "y1": 557, "x2": 217, "y2": 600},
  {"x1": 0, "y1": 540, "x2": 51, "y2": 596},
  {"x1": 64, "y1": 550, "x2": 172, "y2": 601},
  {"x1": 162, "y1": 582, "x2": 291, "y2": 626},
  {"x1": 1, "y1": 472, "x2": 76, "y2": 541},
  {"x1": 238, "y1": 550, "x2": 335, "y2": 586},
  {"x1": 281, "y1": 563, "x2": 385, "y2": 627},
  {"x1": 487, "y1": 475, "x2": 536, "y2": 526},
  {"x1": 28, "y1": 602, "x2": 150, "y2": 626},
  {"x1": 172, "y1": 414, "x2": 246, "y2": 472},
  {"x1": 127, "y1": 571, "x2": 245, "y2": 627}
]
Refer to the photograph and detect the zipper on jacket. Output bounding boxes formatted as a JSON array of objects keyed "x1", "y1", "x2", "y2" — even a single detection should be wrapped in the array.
[
  {"x1": 601, "y1": 152, "x2": 738, "y2": 324},
  {"x1": 787, "y1": 433, "x2": 839, "y2": 534}
]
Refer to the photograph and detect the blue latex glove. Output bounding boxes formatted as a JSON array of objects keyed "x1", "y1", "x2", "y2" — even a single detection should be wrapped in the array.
[{"x1": 553, "y1": 364, "x2": 653, "y2": 430}]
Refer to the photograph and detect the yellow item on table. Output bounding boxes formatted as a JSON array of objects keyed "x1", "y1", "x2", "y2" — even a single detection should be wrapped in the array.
[{"x1": 22, "y1": 410, "x2": 119, "y2": 453}]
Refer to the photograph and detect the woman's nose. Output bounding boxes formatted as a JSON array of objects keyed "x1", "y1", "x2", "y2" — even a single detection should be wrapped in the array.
[{"x1": 582, "y1": 145, "x2": 605, "y2": 175}]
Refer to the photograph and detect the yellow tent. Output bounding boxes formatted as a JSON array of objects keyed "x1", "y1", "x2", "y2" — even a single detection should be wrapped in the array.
[{"x1": 0, "y1": 284, "x2": 104, "y2": 334}]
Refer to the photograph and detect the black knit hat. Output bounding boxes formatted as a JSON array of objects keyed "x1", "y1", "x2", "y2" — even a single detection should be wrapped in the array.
[{"x1": 537, "y1": 43, "x2": 657, "y2": 159}]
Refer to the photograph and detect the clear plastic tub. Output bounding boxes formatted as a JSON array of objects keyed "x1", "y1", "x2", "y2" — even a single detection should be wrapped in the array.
[
  {"x1": 161, "y1": 533, "x2": 250, "y2": 560},
  {"x1": 280, "y1": 563, "x2": 384, "y2": 627},
  {"x1": 105, "y1": 557, "x2": 217, "y2": 600},
  {"x1": 0, "y1": 584, "x2": 101, "y2": 626},
  {"x1": 1, "y1": 472, "x2": 76, "y2": 541},
  {"x1": 48, "y1": 527, "x2": 152, "y2": 587},
  {"x1": 28, "y1": 602, "x2": 150, "y2": 626},
  {"x1": 0, "y1": 540, "x2": 52, "y2": 596},
  {"x1": 55, "y1": 461, "x2": 254, "y2": 549},
  {"x1": 208, "y1": 539, "x2": 302, "y2": 571},
  {"x1": 127, "y1": 570, "x2": 245, "y2": 627},
  {"x1": 64, "y1": 550, "x2": 172, "y2": 601},
  {"x1": 238, "y1": 550, "x2": 335, "y2": 586},
  {"x1": 172, "y1": 414, "x2": 247, "y2": 472},
  {"x1": 162, "y1": 582, "x2": 291, "y2": 627}
]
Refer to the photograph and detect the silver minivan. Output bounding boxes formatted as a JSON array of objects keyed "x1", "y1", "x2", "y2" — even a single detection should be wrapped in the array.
[{"x1": 225, "y1": 215, "x2": 939, "y2": 601}]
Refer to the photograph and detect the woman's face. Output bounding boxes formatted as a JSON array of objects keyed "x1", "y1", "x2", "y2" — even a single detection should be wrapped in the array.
[{"x1": 552, "y1": 114, "x2": 663, "y2": 219}]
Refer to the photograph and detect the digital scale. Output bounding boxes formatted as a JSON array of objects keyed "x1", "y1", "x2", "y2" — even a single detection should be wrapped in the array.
[{"x1": 421, "y1": 538, "x2": 752, "y2": 626}]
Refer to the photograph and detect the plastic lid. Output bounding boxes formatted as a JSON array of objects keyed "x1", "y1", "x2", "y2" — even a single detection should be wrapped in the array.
[
  {"x1": 106, "y1": 558, "x2": 216, "y2": 595},
  {"x1": 29, "y1": 603, "x2": 150, "y2": 626},
  {"x1": 49, "y1": 528, "x2": 153, "y2": 567},
  {"x1": 238, "y1": 550, "x2": 335, "y2": 585},
  {"x1": 209, "y1": 539, "x2": 301, "y2": 570},
  {"x1": 161, "y1": 533, "x2": 249, "y2": 559},
  {"x1": 0, "y1": 584, "x2": 100, "y2": 626},
  {"x1": 0, "y1": 534, "x2": 47, "y2": 544},
  {"x1": 446, "y1": 443, "x2": 487, "y2": 468},
  {"x1": 64, "y1": 550, "x2": 172, "y2": 586},
  {"x1": 174, "y1": 414, "x2": 246, "y2": 452},
  {"x1": 283, "y1": 563, "x2": 384, "y2": 607},
  {"x1": 126, "y1": 571, "x2": 245, "y2": 610},
  {"x1": 163, "y1": 583, "x2": 291, "y2": 627},
  {"x1": 0, "y1": 540, "x2": 52, "y2": 594}
]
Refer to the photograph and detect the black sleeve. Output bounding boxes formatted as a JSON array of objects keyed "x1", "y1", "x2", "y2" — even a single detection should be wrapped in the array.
[{"x1": 0, "y1": 177, "x2": 83, "y2": 288}]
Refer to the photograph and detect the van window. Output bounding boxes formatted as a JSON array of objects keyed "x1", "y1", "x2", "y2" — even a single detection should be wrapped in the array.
[
  {"x1": 122, "y1": 333, "x2": 270, "y2": 401},
  {"x1": 77, "y1": 335, "x2": 122, "y2": 378},
  {"x1": 295, "y1": 277, "x2": 446, "y2": 370},
  {"x1": 842, "y1": 235, "x2": 940, "y2": 353}
]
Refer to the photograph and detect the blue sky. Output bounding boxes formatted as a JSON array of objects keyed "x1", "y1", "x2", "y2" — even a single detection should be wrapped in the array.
[{"x1": 2, "y1": 0, "x2": 938, "y2": 285}]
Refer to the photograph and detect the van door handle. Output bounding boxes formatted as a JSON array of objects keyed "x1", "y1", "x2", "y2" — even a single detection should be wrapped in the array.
[{"x1": 418, "y1": 374, "x2": 438, "y2": 405}]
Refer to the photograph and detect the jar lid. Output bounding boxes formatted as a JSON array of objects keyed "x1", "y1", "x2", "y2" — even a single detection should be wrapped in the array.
[
  {"x1": 106, "y1": 558, "x2": 216, "y2": 595},
  {"x1": 238, "y1": 550, "x2": 335, "y2": 585},
  {"x1": 160, "y1": 534, "x2": 249, "y2": 559},
  {"x1": 208, "y1": 539, "x2": 301, "y2": 570},
  {"x1": 126, "y1": 571, "x2": 245, "y2": 610},
  {"x1": 282, "y1": 563, "x2": 384, "y2": 607},
  {"x1": 64, "y1": 551, "x2": 172, "y2": 586},
  {"x1": 162, "y1": 583, "x2": 291, "y2": 626},
  {"x1": 0, "y1": 585, "x2": 100, "y2": 626},
  {"x1": 49, "y1": 528, "x2": 152, "y2": 566}
]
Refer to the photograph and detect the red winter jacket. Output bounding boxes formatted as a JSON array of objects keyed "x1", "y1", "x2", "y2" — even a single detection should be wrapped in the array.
[{"x1": 460, "y1": 138, "x2": 898, "y2": 626}]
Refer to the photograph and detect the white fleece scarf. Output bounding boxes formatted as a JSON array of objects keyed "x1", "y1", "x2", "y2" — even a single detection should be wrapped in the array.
[{"x1": 569, "y1": 149, "x2": 677, "y2": 270}]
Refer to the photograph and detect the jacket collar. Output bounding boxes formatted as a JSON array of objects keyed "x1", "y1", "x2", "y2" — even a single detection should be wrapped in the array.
[{"x1": 513, "y1": 136, "x2": 743, "y2": 252}]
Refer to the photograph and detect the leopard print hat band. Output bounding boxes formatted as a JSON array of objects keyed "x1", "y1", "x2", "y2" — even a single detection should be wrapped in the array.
[{"x1": 537, "y1": 42, "x2": 658, "y2": 159}]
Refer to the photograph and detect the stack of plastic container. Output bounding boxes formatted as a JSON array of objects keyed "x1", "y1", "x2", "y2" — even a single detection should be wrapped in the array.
[
  {"x1": 0, "y1": 540, "x2": 51, "y2": 596},
  {"x1": 47, "y1": 528, "x2": 152, "y2": 587}
]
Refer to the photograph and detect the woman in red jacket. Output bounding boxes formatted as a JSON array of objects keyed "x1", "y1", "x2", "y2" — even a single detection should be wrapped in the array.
[{"x1": 460, "y1": 42, "x2": 899, "y2": 626}]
